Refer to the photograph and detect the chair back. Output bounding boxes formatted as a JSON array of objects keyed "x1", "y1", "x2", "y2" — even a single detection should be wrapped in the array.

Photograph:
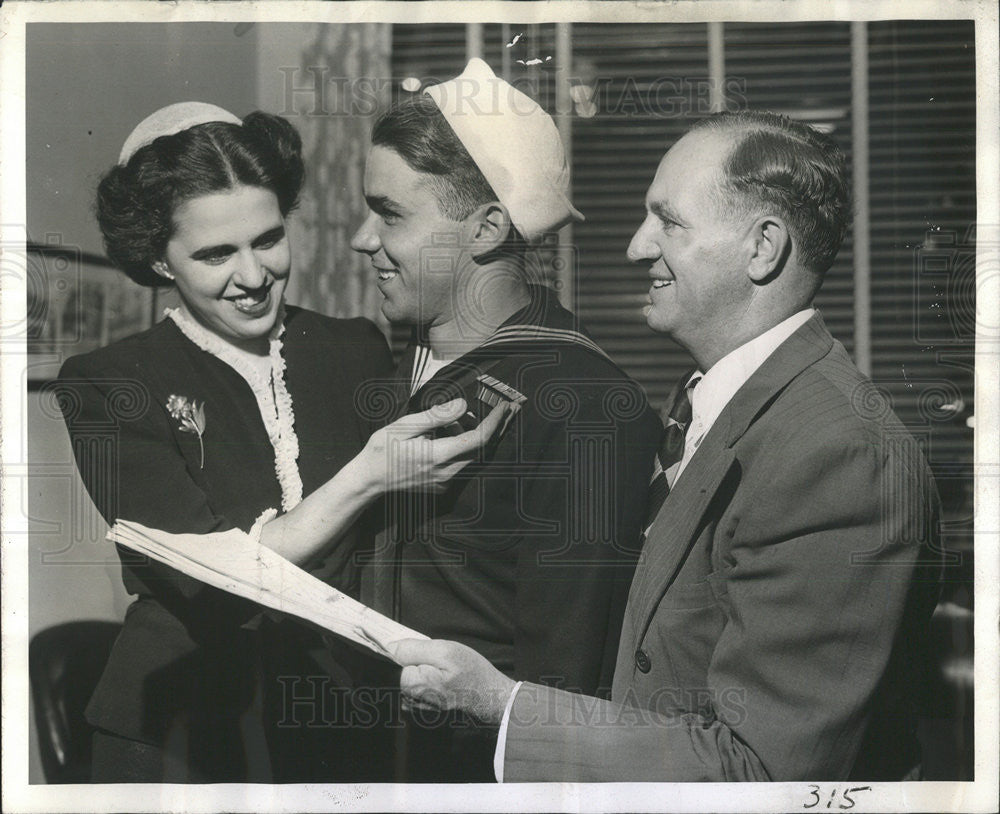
[{"x1": 30, "y1": 620, "x2": 122, "y2": 784}]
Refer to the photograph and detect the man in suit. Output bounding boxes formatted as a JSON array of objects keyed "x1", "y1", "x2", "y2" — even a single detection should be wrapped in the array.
[{"x1": 387, "y1": 110, "x2": 942, "y2": 781}]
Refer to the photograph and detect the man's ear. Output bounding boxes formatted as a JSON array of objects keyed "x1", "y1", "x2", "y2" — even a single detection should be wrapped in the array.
[
  {"x1": 152, "y1": 260, "x2": 175, "y2": 281},
  {"x1": 463, "y1": 202, "x2": 513, "y2": 258},
  {"x1": 746, "y1": 215, "x2": 791, "y2": 283}
]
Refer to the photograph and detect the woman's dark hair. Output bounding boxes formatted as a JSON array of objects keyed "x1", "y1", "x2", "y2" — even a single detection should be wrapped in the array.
[{"x1": 96, "y1": 111, "x2": 305, "y2": 286}]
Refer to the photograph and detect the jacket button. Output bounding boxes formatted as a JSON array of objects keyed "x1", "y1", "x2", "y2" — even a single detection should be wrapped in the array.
[{"x1": 635, "y1": 648, "x2": 651, "y2": 673}]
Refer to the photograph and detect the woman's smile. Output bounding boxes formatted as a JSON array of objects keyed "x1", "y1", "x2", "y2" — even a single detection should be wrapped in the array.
[{"x1": 226, "y1": 280, "x2": 274, "y2": 315}]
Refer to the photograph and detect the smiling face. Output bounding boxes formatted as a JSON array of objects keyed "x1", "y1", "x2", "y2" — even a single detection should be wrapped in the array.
[
  {"x1": 350, "y1": 145, "x2": 466, "y2": 327},
  {"x1": 628, "y1": 130, "x2": 754, "y2": 354},
  {"x1": 162, "y1": 185, "x2": 290, "y2": 351}
]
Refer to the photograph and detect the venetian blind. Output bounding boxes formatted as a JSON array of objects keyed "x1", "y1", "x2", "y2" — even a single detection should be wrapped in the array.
[
  {"x1": 866, "y1": 21, "x2": 976, "y2": 500},
  {"x1": 388, "y1": 22, "x2": 976, "y2": 486}
]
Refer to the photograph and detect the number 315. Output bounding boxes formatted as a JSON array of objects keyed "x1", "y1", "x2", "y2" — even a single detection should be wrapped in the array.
[{"x1": 803, "y1": 785, "x2": 872, "y2": 810}]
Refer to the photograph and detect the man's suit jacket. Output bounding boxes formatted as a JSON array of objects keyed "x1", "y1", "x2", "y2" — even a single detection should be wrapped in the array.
[{"x1": 501, "y1": 313, "x2": 942, "y2": 782}]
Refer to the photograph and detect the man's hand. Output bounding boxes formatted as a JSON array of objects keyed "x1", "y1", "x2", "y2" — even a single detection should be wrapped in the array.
[{"x1": 386, "y1": 638, "x2": 517, "y2": 725}]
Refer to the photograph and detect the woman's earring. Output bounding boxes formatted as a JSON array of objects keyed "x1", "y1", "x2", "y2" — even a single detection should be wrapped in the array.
[{"x1": 153, "y1": 262, "x2": 174, "y2": 281}]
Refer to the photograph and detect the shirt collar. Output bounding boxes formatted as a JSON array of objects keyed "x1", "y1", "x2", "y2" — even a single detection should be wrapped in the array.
[{"x1": 687, "y1": 308, "x2": 815, "y2": 440}]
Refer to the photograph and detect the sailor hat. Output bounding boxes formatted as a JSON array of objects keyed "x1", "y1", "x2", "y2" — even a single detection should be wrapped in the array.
[{"x1": 424, "y1": 59, "x2": 584, "y2": 243}]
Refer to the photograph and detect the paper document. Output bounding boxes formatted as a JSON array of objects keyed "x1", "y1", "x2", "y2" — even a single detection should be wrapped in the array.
[{"x1": 107, "y1": 519, "x2": 426, "y2": 662}]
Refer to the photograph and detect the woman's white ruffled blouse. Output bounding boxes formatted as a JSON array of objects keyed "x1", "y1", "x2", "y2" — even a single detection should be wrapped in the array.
[{"x1": 165, "y1": 307, "x2": 303, "y2": 535}]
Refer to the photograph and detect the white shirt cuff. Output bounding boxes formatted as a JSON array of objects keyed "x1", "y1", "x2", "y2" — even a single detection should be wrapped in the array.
[
  {"x1": 247, "y1": 507, "x2": 278, "y2": 542},
  {"x1": 493, "y1": 681, "x2": 524, "y2": 783}
]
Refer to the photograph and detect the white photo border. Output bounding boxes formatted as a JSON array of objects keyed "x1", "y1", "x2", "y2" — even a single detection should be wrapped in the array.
[{"x1": 2, "y1": 1, "x2": 997, "y2": 812}]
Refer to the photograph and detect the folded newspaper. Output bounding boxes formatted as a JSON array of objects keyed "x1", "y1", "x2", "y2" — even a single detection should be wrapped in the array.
[{"x1": 107, "y1": 519, "x2": 427, "y2": 662}]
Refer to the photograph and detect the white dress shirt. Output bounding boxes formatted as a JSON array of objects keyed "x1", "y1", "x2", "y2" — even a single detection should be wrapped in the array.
[
  {"x1": 492, "y1": 308, "x2": 816, "y2": 782},
  {"x1": 673, "y1": 308, "x2": 815, "y2": 483}
]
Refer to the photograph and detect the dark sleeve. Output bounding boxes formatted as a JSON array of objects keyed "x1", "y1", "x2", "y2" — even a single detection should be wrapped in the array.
[
  {"x1": 295, "y1": 315, "x2": 397, "y2": 596},
  {"x1": 513, "y1": 371, "x2": 660, "y2": 695},
  {"x1": 360, "y1": 317, "x2": 394, "y2": 374},
  {"x1": 56, "y1": 353, "x2": 262, "y2": 641}
]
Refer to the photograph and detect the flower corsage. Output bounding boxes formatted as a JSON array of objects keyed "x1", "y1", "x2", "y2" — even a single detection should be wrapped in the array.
[{"x1": 166, "y1": 394, "x2": 206, "y2": 469}]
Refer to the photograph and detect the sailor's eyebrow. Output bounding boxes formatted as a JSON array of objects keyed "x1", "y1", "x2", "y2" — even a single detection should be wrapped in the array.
[{"x1": 366, "y1": 194, "x2": 404, "y2": 214}]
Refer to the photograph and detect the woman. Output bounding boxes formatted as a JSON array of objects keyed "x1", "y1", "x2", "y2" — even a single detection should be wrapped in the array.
[{"x1": 56, "y1": 102, "x2": 505, "y2": 783}]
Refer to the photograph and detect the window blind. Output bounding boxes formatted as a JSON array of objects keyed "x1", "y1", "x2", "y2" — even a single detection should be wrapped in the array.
[{"x1": 388, "y1": 22, "x2": 976, "y2": 492}]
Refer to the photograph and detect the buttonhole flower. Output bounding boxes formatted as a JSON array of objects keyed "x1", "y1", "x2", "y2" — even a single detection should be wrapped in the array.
[{"x1": 166, "y1": 394, "x2": 206, "y2": 469}]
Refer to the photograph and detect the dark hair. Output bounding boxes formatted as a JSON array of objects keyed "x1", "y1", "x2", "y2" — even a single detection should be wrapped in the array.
[
  {"x1": 96, "y1": 111, "x2": 305, "y2": 286},
  {"x1": 691, "y1": 110, "x2": 851, "y2": 274},
  {"x1": 371, "y1": 94, "x2": 498, "y2": 222}
]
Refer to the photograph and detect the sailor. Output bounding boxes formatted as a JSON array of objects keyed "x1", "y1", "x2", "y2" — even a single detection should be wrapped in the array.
[{"x1": 349, "y1": 59, "x2": 661, "y2": 781}]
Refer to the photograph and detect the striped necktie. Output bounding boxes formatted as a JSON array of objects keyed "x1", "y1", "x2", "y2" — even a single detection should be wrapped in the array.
[{"x1": 643, "y1": 369, "x2": 700, "y2": 535}]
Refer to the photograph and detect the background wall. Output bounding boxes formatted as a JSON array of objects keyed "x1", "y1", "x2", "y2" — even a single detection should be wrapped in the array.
[
  {"x1": 256, "y1": 23, "x2": 393, "y2": 325},
  {"x1": 26, "y1": 23, "x2": 261, "y2": 256}
]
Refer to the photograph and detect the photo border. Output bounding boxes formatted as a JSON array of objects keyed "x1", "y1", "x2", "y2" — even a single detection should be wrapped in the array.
[{"x1": 2, "y1": 2, "x2": 997, "y2": 812}]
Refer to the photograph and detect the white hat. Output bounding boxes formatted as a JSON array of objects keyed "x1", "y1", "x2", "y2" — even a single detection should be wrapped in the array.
[
  {"x1": 118, "y1": 101, "x2": 242, "y2": 165},
  {"x1": 424, "y1": 59, "x2": 584, "y2": 244}
]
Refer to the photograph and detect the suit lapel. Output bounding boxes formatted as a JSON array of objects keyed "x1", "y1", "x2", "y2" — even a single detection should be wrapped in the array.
[
  {"x1": 625, "y1": 313, "x2": 837, "y2": 648},
  {"x1": 627, "y1": 442, "x2": 737, "y2": 646}
]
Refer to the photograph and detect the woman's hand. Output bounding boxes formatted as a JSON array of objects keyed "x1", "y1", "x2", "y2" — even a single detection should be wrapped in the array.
[
  {"x1": 352, "y1": 397, "x2": 515, "y2": 497},
  {"x1": 385, "y1": 637, "x2": 517, "y2": 725},
  {"x1": 259, "y1": 398, "x2": 514, "y2": 566}
]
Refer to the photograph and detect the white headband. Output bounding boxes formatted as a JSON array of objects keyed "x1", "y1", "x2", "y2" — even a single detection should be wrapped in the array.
[
  {"x1": 118, "y1": 101, "x2": 242, "y2": 165},
  {"x1": 424, "y1": 59, "x2": 584, "y2": 244}
]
